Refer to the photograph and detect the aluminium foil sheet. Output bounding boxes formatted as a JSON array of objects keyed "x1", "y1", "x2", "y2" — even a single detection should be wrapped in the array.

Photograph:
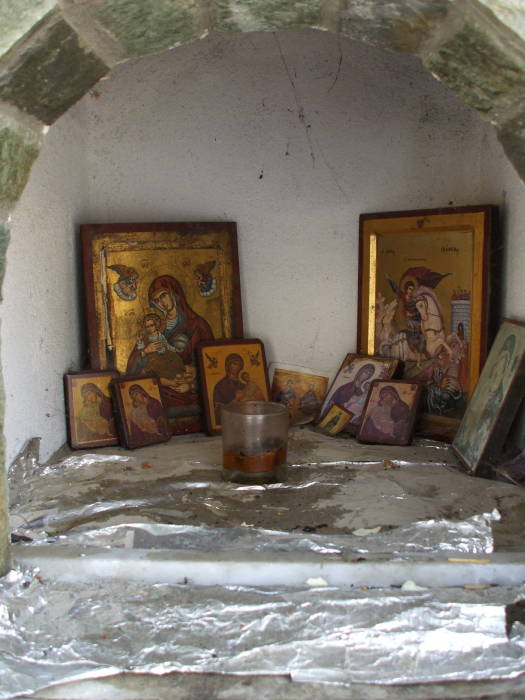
[
  {"x1": 4, "y1": 431, "x2": 525, "y2": 697},
  {"x1": 1, "y1": 568, "x2": 525, "y2": 698}
]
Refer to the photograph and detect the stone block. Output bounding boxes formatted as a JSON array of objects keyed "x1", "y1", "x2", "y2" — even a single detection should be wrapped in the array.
[
  {"x1": 0, "y1": 0, "x2": 57, "y2": 57},
  {"x1": 424, "y1": 23, "x2": 525, "y2": 121},
  {"x1": 211, "y1": 0, "x2": 323, "y2": 33},
  {"x1": 0, "y1": 220, "x2": 7, "y2": 575},
  {"x1": 0, "y1": 12, "x2": 108, "y2": 125},
  {"x1": 96, "y1": 0, "x2": 202, "y2": 57},
  {"x1": 0, "y1": 125, "x2": 39, "y2": 206},
  {"x1": 208, "y1": 0, "x2": 239, "y2": 32},
  {"x1": 0, "y1": 464, "x2": 9, "y2": 576},
  {"x1": 0, "y1": 219, "x2": 9, "y2": 295},
  {"x1": 477, "y1": 0, "x2": 525, "y2": 41},
  {"x1": 339, "y1": 0, "x2": 449, "y2": 53}
]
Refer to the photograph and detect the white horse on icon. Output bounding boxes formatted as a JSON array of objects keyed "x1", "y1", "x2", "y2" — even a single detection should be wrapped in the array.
[
  {"x1": 415, "y1": 290, "x2": 453, "y2": 358},
  {"x1": 374, "y1": 293, "x2": 418, "y2": 361},
  {"x1": 375, "y1": 288, "x2": 453, "y2": 363}
]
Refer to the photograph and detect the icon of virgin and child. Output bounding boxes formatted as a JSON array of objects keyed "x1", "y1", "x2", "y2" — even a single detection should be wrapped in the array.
[
  {"x1": 212, "y1": 353, "x2": 266, "y2": 424},
  {"x1": 126, "y1": 275, "x2": 214, "y2": 423},
  {"x1": 322, "y1": 359, "x2": 394, "y2": 428},
  {"x1": 360, "y1": 384, "x2": 412, "y2": 442}
]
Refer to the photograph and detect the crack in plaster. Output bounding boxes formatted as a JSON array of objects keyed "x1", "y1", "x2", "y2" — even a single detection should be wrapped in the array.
[{"x1": 274, "y1": 32, "x2": 316, "y2": 167}]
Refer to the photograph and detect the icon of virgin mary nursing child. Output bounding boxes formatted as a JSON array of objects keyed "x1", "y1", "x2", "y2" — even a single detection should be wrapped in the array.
[{"x1": 126, "y1": 275, "x2": 214, "y2": 418}]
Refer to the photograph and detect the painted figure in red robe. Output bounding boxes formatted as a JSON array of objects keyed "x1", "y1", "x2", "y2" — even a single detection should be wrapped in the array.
[{"x1": 126, "y1": 275, "x2": 213, "y2": 424}]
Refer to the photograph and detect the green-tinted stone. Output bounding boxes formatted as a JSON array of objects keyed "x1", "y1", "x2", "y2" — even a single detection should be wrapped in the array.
[
  {"x1": 210, "y1": 0, "x2": 240, "y2": 32},
  {"x1": 340, "y1": 0, "x2": 449, "y2": 53},
  {"x1": 96, "y1": 0, "x2": 201, "y2": 57},
  {"x1": 425, "y1": 24, "x2": 525, "y2": 117},
  {"x1": 0, "y1": 222, "x2": 8, "y2": 574},
  {"x1": 498, "y1": 111, "x2": 525, "y2": 184},
  {"x1": 477, "y1": 0, "x2": 525, "y2": 41},
  {"x1": 0, "y1": 14, "x2": 108, "y2": 125},
  {"x1": 0, "y1": 0, "x2": 57, "y2": 57},
  {"x1": 0, "y1": 220, "x2": 9, "y2": 295},
  {"x1": 222, "y1": 0, "x2": 323, "y2": 31},
  {"x1": 0, "y1": 127, "x2": 39, "y2": 206},
  {"x1": 0, "y1": 460, "x2": 9, "y2": 576}
]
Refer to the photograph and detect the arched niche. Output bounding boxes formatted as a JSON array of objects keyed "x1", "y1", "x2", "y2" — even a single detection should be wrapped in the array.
[{"x1": 0, "y1": 0, "x2": 524, "y2": 574}]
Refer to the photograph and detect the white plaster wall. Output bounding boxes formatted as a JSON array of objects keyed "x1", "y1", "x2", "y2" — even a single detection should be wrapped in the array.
[
  {"x1": 84, "y1": 30, "x2": 489, "y2": 369},
  {"x1": 479, "y1": 128, "x2": 525, "y2": 323},
  {"x1": 2, "y1": 106, "x2": 89, "y2": 465},
  {"x1": 3, "y1": 28, "x2": 524, "y2": 465}
]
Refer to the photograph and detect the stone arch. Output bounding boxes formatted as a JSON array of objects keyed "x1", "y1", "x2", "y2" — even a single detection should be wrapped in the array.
[
  {"x1": 0, "y1": 0, "x2": 523, "y2": 572},
  {"x1": 1, "y1": 0, "x2": 524, "y2": 216}
]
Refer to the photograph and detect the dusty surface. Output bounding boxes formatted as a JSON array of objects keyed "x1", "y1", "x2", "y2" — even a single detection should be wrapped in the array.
[
  {"x1": 6, "y1": 429, "x2": 525, "y2": 700},
  {"x1": 9, "y1": 428, "x2": 525, "y2": 549}
]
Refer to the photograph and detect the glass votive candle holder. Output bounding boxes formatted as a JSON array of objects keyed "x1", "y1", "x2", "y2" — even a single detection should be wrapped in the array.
[{"x1": 221, "y1": 401, "x2": 289, "y2": 483}]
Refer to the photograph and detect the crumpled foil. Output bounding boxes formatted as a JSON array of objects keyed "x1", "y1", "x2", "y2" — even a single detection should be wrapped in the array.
[
  {"x1": 1, "y1": 567, "x2": 525, "y2": 699},
  {"x1": 8, "y1": 431, "x2": 514, "y2": 554},
  {"x1": 4, "y1": 432, "x2": 525, "y2": 697},
  {"x1": 28, "y1": 514, "x2": 499, "y2": 558}
]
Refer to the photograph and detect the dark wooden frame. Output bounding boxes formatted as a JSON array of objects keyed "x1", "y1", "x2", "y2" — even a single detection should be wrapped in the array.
[
  {"x1": 452, "y1": 319, "x2": 525, "y2": 476},
  {"x1": 81, "y1": 222, "x2": 243, "y2": 436},
  {"x1": 64, "y1": 370, "x2": 120, "y2": 449},
  {"x1": 318, "y1": 353, "x2": 399, "y2": 433},
  {"x1": 111, "y1": 375, "x2": 171, "y2": 449},
  {"x1": 357, "y1": 379, "x2": 423, "y2": 446},
  {"x1": 357, "y1": 205, "x2": 497, "y2": 441},
  {"x1": 196, "y1": 338, "x2": 270, "y2": 435}
]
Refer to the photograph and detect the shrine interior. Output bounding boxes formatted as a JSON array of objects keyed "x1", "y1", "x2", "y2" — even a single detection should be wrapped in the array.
[{"x1": 1, "y1": 2, "x2": 525, "y2": 698}]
